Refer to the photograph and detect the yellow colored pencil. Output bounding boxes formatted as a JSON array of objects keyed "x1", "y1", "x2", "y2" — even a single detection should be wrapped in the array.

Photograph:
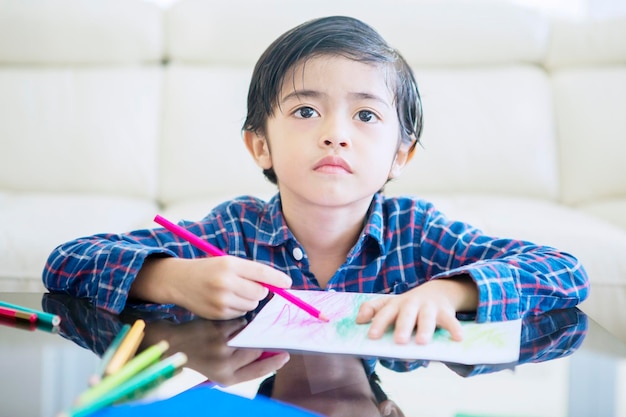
[{"x1": 103, "y1": 319, "x2": 145, "y2": 376}]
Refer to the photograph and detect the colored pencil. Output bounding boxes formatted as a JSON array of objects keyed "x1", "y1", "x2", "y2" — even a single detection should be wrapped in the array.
[
  {"x1": 0, "y1": 315, "x2": 59, "y2": 333},
  {"x1": 154, "y1": 214, "x2": 329, "y2": 322},
  {"x1": 62, "y1": 352, "x2": 187, "y2": 417},
  {"x1": 0, "y1": 306, "x2": 37, "y2": 323},
  {"x1": 89, "y1": 323, "x2": 132, "y2": 386},
  {"x1": 0, "y1": 300, "x2": 61, "y2": 326},
  {"x1": 0, "y1": 315, "x2": 36, "y2": 331},
  {"x1": 104, "y1": 319, "x2": 146, "y2": 377},
  {"x1": 77, "y1": 340, "x2": 170, "y2": 405}
]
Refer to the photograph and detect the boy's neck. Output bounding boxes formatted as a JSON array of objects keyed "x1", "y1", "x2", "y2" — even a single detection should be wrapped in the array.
[
  {"x1": 281, "y1": 197, "x2": 369, "y2": 251},
  {"x1": 280, "y1": 193, "x2": 372, "y2": 288}
]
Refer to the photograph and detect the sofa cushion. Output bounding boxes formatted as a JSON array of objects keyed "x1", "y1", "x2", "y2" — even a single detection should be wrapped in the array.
[
  {"x1": 385, "y1": 66, "x2": 559, "y2": 200},
  {"x1": 546, "y1": 14, "x2": 626, "y2": 68},
  {"x1": 158, "y1": 65, "x2": 276, "y2": 206},
  {"x1": 0, "y1": 67, "x2": 162, "y2": 199},
  {"x1": 0, "y1": 0, "x2": 162, "y2": 64},
  {"x1": 581, "y1": 200, "x2": 626, "y2": 231},
  {"x1": 553, "y1": 67, "x2": 626, "y2": 206},
  {"x1": 165, "y1": 0, "x2": 549, "y2": 66},
  {"x1": 0, "y1": 192, "x2": 157, "y2": 288}
]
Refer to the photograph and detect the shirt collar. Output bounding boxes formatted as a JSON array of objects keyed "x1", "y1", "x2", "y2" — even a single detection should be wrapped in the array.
[
  {"x1": 256, "y1": 194, "x2": 293, "y2": 247},
  {"x1": 362, "y1": 193, "x2": 385, "y2": 250}
]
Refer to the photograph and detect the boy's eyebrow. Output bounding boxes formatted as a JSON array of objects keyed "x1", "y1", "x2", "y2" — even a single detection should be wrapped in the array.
[
  {"x1": 280, "y1": 89, "x2": 321, "y2": 104},
  {"x1": 280, "y1": 89, "x2": 391, "y2": 108},
  {"x1": 349, "y1": 92, "x2": 391, "y2": 108}
]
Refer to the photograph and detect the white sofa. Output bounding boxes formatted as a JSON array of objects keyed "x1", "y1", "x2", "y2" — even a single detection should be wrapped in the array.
[{"x1": 1, "y1": 0, "x2": 625, "y2": 336}]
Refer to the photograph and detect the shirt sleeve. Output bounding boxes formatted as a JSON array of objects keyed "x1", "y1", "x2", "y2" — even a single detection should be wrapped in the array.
[
  {"x1": 42, "y1": 221, "x2": 218, "y2": 314},
  {"x1": 415, "y1": 203, "x2": 590, "y2": 322}
]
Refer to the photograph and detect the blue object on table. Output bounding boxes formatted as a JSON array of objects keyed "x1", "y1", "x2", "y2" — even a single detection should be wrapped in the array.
[{"x1": 90, "y1": 384, "x2": 323, "y2": 417}]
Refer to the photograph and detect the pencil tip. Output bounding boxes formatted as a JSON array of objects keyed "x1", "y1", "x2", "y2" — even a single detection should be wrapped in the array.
[{"x1": 319, "y1": 314, "x2": 330, "y2": 322}]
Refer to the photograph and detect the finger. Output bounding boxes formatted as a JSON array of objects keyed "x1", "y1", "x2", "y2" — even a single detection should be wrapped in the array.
[
  {"x1": 392, "y1": 303, "x2": 419, "y2": 344},
  {"x1": 232, "y1": 277, "x2": 270, "y2": 302},
  {"x1": 438, "y1": 313, "x2": 464, "y2": 342},
  {"x1": 203, "y1": 292, "x2": 253, "y2": 319},
  {"x1": 239, "y1": 259, "x2": 292, "y2": 288},
  {"x1": 228, "y1": 347, "x2": 267, "y2": 368},
  {"x1": 367, "y1": 302, "x2": 399, "y2": 340},
  {"x1": 356, "y1": 296, "x2": 387, "y2": 324},
  {"x1": 228, "y1": 348, "x2": 288, "y2": 376},
  {"x1": 356, "y1": 303, "x2": 375, "y2": 324},
  {"x1": 414, "y1": 306, "x2": 438, "y2": 345},
  {"x1": 206, "y1": 306, "x2": 249, "y2": 321},
  {"x1": 219, "y1": 291, "x2": 262, "y2": 315}
]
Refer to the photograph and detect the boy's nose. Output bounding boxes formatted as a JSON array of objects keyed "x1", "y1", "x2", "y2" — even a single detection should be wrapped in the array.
[
  {"x1": 320, "y1": 118, "x2": 351, "y2": 148},
  {"x1": 322, "y1": 137, "x2": 349, "y2": 148}
]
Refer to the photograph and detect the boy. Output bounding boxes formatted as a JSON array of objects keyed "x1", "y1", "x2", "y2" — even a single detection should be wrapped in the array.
[{"x1": 43, "y1": 16, "x2": 589, "y2": 346}]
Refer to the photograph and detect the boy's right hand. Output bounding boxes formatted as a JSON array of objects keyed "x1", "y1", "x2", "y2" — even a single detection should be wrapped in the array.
[{"x1": 131, "y1": 256, "x2": 292, "y2": 320}]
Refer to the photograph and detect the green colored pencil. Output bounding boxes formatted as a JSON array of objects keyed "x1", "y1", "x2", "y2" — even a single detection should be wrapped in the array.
[
  {"x1": 62, "y1": 352, "x2": 188, "y2": 417},
  {"x1": 89, "y1": 324, "x2": 132, "y2": 386},
  {"x1": 77, "y1": 340, "x2": 170, "y2": 405},
  {"x1": 0, "y1": 300, "x2": 61, "y2": 327}
]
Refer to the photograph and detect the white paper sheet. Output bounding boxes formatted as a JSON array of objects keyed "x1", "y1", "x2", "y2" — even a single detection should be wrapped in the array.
[{"x1": 228, "y1": 290, "x2": 521, "y2": 365}]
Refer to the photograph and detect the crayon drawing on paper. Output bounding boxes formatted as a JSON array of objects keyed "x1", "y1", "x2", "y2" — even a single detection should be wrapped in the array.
[{"x1": 228, "y1": 290, "x2": 521, "y2": 365}]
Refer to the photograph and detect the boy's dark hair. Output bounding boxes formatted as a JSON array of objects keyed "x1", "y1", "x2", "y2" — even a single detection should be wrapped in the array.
[{"x1": 243, "y1": 15, "x2": 423, "y2": 185}]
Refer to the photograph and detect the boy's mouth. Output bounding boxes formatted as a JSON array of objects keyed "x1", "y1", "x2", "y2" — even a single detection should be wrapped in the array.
[{"x1": 313, "y1": 156, "x2": 352, "y2": 174}]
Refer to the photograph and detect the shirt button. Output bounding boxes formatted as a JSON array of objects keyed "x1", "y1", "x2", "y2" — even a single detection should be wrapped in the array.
[{"x1": 292, "y1": 247, "x2": 304, "y2": 261}]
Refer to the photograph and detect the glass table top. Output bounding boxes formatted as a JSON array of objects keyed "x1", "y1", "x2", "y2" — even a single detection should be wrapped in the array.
[{"x1": 1, "y1": 292, "x2": 625, "y2": 417}]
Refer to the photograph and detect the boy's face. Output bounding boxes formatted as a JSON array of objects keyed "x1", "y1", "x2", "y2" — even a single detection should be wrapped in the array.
[{"x1": 246, "y1": 55, "x2": 412, "y2": 209}]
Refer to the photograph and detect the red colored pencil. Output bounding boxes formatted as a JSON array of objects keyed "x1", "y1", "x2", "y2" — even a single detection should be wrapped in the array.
[{"x1": 0, "y1": 306, "x2": 37, "y2": 323}]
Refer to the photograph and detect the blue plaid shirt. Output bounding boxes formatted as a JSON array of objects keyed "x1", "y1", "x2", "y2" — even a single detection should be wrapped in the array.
[{"x1": 43, "y1": 193, "x2": 589, "y2": 323}]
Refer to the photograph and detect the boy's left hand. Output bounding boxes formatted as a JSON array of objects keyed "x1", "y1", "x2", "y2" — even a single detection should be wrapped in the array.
[{"x1": 355, "y1": 276, "x2": 478, "y2": 345}]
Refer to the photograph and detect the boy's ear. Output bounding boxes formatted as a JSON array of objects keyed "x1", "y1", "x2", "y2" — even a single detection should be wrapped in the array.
[
  {"x1": 389, "y1": 136, "x2": 417, "y2": 179},
  {"x1": 243, "y1": 130, "x2": 273, "y2": 169}
]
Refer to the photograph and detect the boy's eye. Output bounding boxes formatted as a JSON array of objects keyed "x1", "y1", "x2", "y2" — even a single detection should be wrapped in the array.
[
  {"x1": 356, "y1": 110, "x2": 376, "y2": 123},
  {"x1": 294, "y1": 106, "x2": 319, "y2": 119}
]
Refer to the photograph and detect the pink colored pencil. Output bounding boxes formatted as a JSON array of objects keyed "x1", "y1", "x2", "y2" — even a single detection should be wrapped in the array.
[{"x1": 154, "y1": 215, "x2": 329, "y2": 322}]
